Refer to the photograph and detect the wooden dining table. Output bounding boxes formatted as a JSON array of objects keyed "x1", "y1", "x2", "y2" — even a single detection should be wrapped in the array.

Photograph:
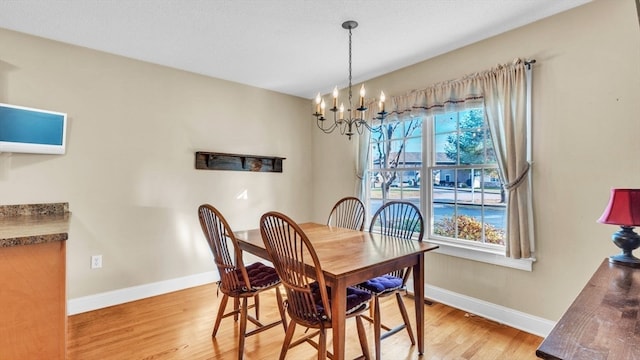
[{"x1": 234, "y1": 222, "x2": 439, "y2": 360}]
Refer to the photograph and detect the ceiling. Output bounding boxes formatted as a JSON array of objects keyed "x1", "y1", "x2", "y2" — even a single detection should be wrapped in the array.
[{"x1": 0, "y1": 0, "x2": 591, "y2": 99}]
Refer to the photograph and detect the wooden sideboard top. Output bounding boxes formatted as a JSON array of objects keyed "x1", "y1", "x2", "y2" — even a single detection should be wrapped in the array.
[
  {"x1": 0, "y1": 203, "x2": 69, "y2": 247},
  {"x1": 536, "y1": 258, "x2": 640, "y2": 359}
]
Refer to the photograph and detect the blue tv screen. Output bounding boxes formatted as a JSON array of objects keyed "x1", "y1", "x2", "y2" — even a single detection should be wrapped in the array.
[{"x1": 0, "y1": 103, "x2": 67, "y2": 154}]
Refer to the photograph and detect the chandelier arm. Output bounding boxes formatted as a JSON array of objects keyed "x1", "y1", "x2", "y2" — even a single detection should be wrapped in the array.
[
  {"x1": 316, "y1": 117, "x2": 338, "y2": 134},
  {"x1": 357, "y1": 117, "x2": 386, "y2": 134},
  {"x1": 358, "y1": 120, "x2": 372, "y2": 131},
  {"x1": 339, "y1": 119, "x2": 351, "y2": 136}
]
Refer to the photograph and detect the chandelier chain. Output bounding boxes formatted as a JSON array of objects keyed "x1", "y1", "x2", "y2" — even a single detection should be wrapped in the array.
[{"x1": 348, "y1": 26, "x2": 353, "y2": 110}]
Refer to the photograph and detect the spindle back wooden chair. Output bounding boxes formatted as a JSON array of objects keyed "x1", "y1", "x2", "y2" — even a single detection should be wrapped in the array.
[
  {"x1": 260, "y1": 211, "x2": 372, "y2": 360},
  {"x1": 327, "y1": 196, "x2": 366, "y2": 231},
  {"x1": 361, "y1": 201, "x2": 424, "y2": 359},
  {"x1": 198, "y1": 204, "x2": 286, "y2": 360}
]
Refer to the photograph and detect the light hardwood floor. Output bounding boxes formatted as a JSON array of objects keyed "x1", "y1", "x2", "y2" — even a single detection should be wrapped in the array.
[{"x1": 67, "y1": 284, "x2": 543, "y2": 359}]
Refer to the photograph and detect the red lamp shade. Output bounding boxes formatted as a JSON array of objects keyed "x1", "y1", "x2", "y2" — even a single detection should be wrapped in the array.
[{"x1": 598, "y1": 189, "x2": 640, "y2": 226}]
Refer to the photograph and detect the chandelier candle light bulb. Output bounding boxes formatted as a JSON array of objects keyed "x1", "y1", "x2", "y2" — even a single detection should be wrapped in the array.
[
  {"x1": 315, "y1": 93, "x2": 322, "y2": 116},
  {"x1": 379, "y1": 91, "x2": 386, "y2": 112}
]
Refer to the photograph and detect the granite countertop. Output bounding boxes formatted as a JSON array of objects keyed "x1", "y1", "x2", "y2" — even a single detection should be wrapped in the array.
[{"x1": 0, "y1": 203, "x2": 70, "y2": 248}]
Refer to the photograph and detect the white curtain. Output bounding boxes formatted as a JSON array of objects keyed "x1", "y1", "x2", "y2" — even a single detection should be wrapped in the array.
[
  {"x1": 355, "y1": 129, "x2": 370, "y2": 199},
  {"x1": 373, "y1": 58, "x2": 534, "y2": 259},
  {"x1": 482, "y1": 60, "x2": 533, "y2": 259}
]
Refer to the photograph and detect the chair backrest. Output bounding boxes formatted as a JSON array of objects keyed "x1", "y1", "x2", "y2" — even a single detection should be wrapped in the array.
[
  {"x1": 198, "y1": 204, "x2": 252, "y2": 295},
  {"x1": 369, "y1": 201, "x2": 424, "y2": 281},
  {"x1": 327, "y1": 196, "x2": 366, "y2": 231},
  {"x1": 260, "y1": 211, "x2": 331, "y2": 324},
  {"x1": 369, "y1": 201, "x2": 424, "y2": 241}
]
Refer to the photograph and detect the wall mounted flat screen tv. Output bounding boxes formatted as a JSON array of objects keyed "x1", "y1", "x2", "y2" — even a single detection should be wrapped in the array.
[{"x1": 0, "y1": 102, "x2": 67, "y2": 154}]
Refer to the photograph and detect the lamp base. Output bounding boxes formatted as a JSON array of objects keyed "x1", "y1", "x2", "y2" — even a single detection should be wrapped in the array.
[
  {"x1": 609, "y1": 254, "x2": 640, "y2": 268},
  {"x1": 609, "y1": 226, "x2": 640, "y2": 268}
]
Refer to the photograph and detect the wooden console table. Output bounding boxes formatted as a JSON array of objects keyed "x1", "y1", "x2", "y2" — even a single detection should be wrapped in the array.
[{"x1": 536, "y1": 258, "x2": 640, "y2": 359}]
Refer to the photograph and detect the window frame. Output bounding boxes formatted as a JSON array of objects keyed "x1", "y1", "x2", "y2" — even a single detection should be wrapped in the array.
[
  {"x1": 366, "y1": 116, "x2": 423, "y2": 224},
  {"x1": 428, "y1": 109, "x2": 506, "y2": 248},
  {"x1": 424, "y1": 109, "x2": 532, "y2": 271},
  {"x1": 364, "y1": 110, "x2": 534, "y2": 272}
]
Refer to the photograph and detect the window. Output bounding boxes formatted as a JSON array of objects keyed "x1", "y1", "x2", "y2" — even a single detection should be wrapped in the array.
[
  {"x1": 363, "y1": 60, "x2": 533, "y2": 269},
  {"x1": 365, "y1": 109, "x2": 511, "y2": 263},
  {"x1": 430, "y1": 109, "x2": 506, "y2": 249},
  {"x1": 367, "y1": 116, "x2": 423, "y2": 219}
]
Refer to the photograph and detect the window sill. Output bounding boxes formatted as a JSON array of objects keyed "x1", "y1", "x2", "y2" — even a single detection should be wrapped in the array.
[{"x1": 427, "y1": 239, "x2": 535, "y2": 271}]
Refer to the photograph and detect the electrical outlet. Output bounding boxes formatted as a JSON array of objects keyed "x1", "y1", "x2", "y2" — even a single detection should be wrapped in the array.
[{"x1": 91, "y1": 255, "x2": 103, "y2": 269}]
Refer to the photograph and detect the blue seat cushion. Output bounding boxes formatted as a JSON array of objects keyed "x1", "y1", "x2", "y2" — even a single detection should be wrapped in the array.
[
  {"x1": 239, "y1": 262, "x2": 280, "y2": 291},
  {"x1": 310, "y1": 282, "x2": 372, "y2": 319},
  {"x1": 357, "y1": 274, "x2": 403, "y2": 295}
]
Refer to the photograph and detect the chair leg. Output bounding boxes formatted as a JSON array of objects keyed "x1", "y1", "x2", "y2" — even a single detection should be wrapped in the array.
[
  {"x1": 234, "y1": 297, "x2": 240, "y2": 321},
  {"x1": 369, "y1": 297, "x2": 375, "y2": 318},
  {"x1": 373, "y1": 296, "x2": 382, "y2": 360},
  {"x1": 254, "y1": 294, "x2": 260, "y2": 320},
  {"x1": 275, "y1": 286, "x2": 287, "y2": 332},
  {"x1": 238, "y1": 297, "x2": 249, "y2": 360},
  {"x1": 317, "y1": 327, "x2": 327, "y2": 360},
  {"x1": 212, "y1": 294, "x2": 229, "y2": 337},
  {"x1": 279, "y1": 320, "x2": 296, "y2": 360},
  {"x1": 356, "y1": 315, "x2": 371, "y2": 360},
  {"x1": 395, "y1": 292, "x2": 415, "y2": 345}
]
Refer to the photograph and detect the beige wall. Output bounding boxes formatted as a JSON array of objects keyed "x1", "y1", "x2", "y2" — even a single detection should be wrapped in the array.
[
  {"x1": 0, "y1": 29, "x2": 312, "y2": 298},
  {"x1": 311, "y1": 0, "x2": 640, "y2": 321},
  {"x1": 1, "y1": 0, "x2": 639, "y2": 323}
]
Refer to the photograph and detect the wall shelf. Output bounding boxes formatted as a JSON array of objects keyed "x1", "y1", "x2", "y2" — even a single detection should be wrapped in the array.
[{"x1": 195, "y1": 152, "x2": 285, "y2": 173}]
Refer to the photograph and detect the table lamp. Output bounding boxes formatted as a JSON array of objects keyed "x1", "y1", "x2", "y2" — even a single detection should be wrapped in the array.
[{"x1": 598, "y1": 188, "x2": 640, "y2": 267}]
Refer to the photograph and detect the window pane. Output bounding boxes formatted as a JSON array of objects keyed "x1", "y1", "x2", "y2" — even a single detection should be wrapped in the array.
[
  {"x1": 435, "y1": 113, "x2": 456, "y2": 134},
  {"x1": 458, "y1": 129, "x2": 485, "y2": 165},
  {"x1": 396, "y1": 170, "x2": 420, "y2": 203},
  {"x1": 404, "y1": 117, "x2": 423, "y2": 138},
  {"x1": 455, "y1": 206, "x2": 484, "y2": 241},
  {"x1": 366, "y1": 116, "x2": 423, "y2": 225},
  {"x1": 405, "y1": 136, "x2": 422, "y2": 158},
  {"x1": 486, "y1": 131, "x2": 497, "y2": 164},
  {"x1": 459, "y1": 109, "x2": 484, "y2": 130},
  {"x1": 485, "y1": 206, "x2": 506, "y2": 245},
  {"x1": 390, "y1": 121, "x2": 404, "y2": 139},
  {"x1": 368, "y1": 171, "x2": 383, "y2": 216},
  {"x1": 482, "y1": 168, "x2": 503, "y2": 204},
  {"x1": 389, "y1": 140, "x2": 404, "y2": 167},
  {"x1": 371, "y1": 141, "x2": 388, "y2": 169},
  {"x1": 428, "y1": 108, "x2": 506, "y2": 248},
  {"x1": 371, "y1": 127, "x2": 384, "y2": 142},
  {"x1": 435, "y1": 133, "x2": 457, "y2": 165}
]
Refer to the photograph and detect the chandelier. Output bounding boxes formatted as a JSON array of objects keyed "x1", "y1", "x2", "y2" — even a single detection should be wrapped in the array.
[{"x1": 313, "y1": 20, "x2": 388, "y2": 140}]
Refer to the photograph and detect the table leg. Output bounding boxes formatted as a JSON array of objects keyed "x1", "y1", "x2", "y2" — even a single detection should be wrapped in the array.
[
  {"x1": 413, "y1": 254, "x2": 425, "y2": 355},
  {"x1": 331, "y1": 278, "x2": 347, "y2": 360}
]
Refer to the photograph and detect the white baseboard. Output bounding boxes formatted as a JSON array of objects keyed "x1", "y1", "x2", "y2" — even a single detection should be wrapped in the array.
[
  {"x1": 68, "y1": 272, "x2": 556, "y2": 337},
  {"x1": 425, "y1": 284, "x2": 555, "y2": 337},
  {"x1": 67, "y1": 271, "x2": 219, "y2": 315}
]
